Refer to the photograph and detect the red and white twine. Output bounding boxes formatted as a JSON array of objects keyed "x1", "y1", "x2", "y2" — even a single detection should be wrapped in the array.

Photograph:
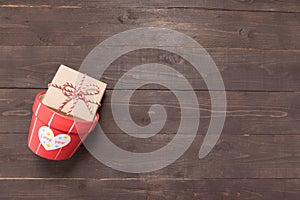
[{"x1": 48, "y1": 74, "x2": 101, "y2": 116}]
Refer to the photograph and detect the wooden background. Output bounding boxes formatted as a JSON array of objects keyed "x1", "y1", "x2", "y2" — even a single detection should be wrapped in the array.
[{"x1": 0, "y1": 0, "x2": 300, "y2": 199}]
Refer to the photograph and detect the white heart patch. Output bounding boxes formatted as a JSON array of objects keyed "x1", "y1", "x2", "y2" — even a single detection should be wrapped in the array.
[{"x1": 38, "y1": 126, "x2": 71, "y2": 151}]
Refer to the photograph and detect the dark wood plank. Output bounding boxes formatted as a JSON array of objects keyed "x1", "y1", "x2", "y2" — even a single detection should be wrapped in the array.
[
  {"x1": 0, "y1": 133, "x2": 299, "y2": 178},
  {"x1": 0, "y1": 179, "x2": 147, "y2": 200},
  {"x1": 1, "y1": 0, "x2": 300, "y2": 13},
  {"x1": 0, "y1": 179, "x2": 299, "y2": 200},
  {"x1": 0, "y1": 8, "x2": 299, "y2": 49},
  {"x1": 1, "y1": 89, "x2": 299, "y2": 135},
  {"x1": 1, "y1": 46, "x2": 300, "y2": 91}
]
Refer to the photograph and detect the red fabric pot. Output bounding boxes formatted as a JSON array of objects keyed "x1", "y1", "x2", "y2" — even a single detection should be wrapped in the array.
[{"x1": 28, "y1": 91, "x2": 99, "y2": 160}]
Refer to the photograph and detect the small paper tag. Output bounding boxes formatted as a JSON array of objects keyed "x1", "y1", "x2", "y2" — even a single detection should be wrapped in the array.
[{"x1": 38, "y1": 126, "x2": 71, "y2": 151}]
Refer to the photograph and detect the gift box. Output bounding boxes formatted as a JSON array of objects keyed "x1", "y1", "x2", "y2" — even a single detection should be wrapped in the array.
[
  {"x1": 27, "y1": 65, "x2": 106, "y2": 160},
  {"x1": 43, "y1": 64, "x2": 106, "y2": 121}
]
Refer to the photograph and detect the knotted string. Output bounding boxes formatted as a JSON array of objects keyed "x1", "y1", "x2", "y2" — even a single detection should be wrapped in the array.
[{"x1": 48, "y1": 74, "x2": 101, "y2": 116}]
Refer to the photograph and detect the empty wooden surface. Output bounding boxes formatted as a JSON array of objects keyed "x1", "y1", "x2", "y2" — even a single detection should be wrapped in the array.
[{"x1": 0, "y1": 0, "x2": 299, "y2": 199}]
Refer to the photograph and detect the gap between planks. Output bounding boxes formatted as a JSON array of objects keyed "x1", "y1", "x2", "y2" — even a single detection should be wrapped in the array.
[
  {"x1": 0, "y1": 4, "x2": 299, "y2": 14},
  {"x1": 0, "y1": 177, "x2": 299, "y2": 181}
]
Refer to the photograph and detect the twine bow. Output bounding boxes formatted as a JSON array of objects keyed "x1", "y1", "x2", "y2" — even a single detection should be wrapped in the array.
[{"x1": 48, "y1": 74, "x2": 101, "y2": 116}]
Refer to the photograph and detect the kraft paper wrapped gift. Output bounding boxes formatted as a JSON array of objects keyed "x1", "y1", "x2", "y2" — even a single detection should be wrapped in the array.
[{"x1": 42, "y1": 64, "x2": 107, "y2": 121}]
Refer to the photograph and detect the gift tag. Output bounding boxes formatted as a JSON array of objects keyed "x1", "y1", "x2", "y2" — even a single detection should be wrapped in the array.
[{"x1": 38, "y1": 126, "x2": 71, "y2": 151}]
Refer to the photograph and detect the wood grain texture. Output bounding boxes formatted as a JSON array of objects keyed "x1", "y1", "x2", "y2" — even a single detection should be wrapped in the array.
[
  {"x1": 0, "y1": 8, "x2": 299, "y2": 49},
  {"x1": 1, "y1": 0, "x2": 300, "y2": 13},
  {"x1": 0, "y1": 89, "x2": 299, "y2": 135},
  {"x1": 1, "y1": 46, "x2": 300, "y2": 91},
  {"x1": 0, "y1": 179, "x2": 299, "y2": 200},
  {"x1": 0, "y1": 0, "x2": 299, "y2": 199},
  {"x1": 0, "y1": 133, "x2": 299, "y2": 178}
]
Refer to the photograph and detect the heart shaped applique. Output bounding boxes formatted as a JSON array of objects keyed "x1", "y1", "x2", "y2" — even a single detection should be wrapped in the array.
[{"x1": 38, "y1": 126, "x2": 71, "y2": 151}]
